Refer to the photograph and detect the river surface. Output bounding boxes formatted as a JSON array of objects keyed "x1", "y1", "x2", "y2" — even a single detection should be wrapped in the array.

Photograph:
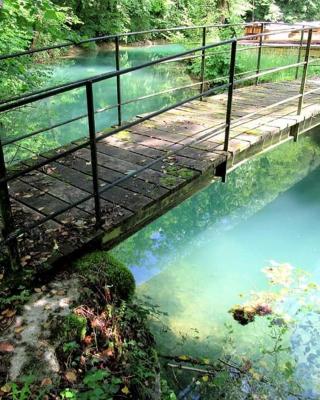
[
  {"x1": 112, "y1": 132, "x2": 320, "y2": 398},
  {"x1": 4, "y1": 44, "x2": 195, "y2": 163}
]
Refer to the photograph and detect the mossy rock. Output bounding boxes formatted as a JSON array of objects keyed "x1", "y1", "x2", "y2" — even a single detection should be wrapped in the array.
[{"x1": 74, "y1": 251, "x2": 135, "y2": 301}]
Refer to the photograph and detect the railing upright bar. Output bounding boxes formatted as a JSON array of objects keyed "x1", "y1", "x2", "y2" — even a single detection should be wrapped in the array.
[
  {"x1": 255, "y1": 22, "x2": 264, "y2": 85},
  {"x1": 295, "y1": 25, "x2": 305, "y2": 80},
  {"x1": 115, "y1": 36, "x2": 122, "y2": 126},
  {"x1": 298, "y1": 28, "x2": 313, "y2": 115},
  {"x1": 0, "y1": 139, "x2": 20, "y2": 270},
  {"x1": 224, "y1": 40, "x2": 237, "y2": 152},
  {"x1": 219, "y1": 39, "x2": 237, "y2": 182},
  {"x1": 200, "y1": 27, "x2": 207, "y2": 101},
  {"x1": 86, "y1": 82, "x2": 102, "y2": 226}
]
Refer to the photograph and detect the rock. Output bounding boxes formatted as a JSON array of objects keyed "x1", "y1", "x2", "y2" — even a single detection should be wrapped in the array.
[{"x1": 0, "y1": 275, "x2": 81, "y2": 381}]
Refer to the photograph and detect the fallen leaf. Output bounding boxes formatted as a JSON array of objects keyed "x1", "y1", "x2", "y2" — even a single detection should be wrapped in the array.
[
  {"x1": 202, "y1": 375, "x2": 209, "y2": 382},
  {"x1": 121, "y1": 386, "x2": 130, "y2": 395},
  {"x1": 21, "y1": 255, "x2": 31, "y2": 266},
  {"x1": 101, "y1": 348, "x2": 114, "y2": 357},
  {"x1": 41, "y1": 378, "x2": 52, "y2": 386},
  {"x1": 83, "y1": 335, "x2": 92, "y2": 345},
  {"x1": 3, "y1": 309, "x2": 16, "y2": 318},
  {"x1": 178, "y1": 355, "x2": 189, "y2": 361},
  {"x1": 65, "y1": 370, "x2": 77, "y2": 383},
  {"x1": 0, "y1": 384, "x2": 11, "y2": 393},
  {"x1": 0, "y1": 342, "x2": 14, "y2": 353},
  {"x1": 14, "y1": 326, "x2": 25, "y2": 334}
]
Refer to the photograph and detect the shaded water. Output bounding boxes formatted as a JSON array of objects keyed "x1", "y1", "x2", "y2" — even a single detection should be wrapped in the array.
[
  {"x1": 112, "y1": 132, "x2": 320, "y2": 396},
  {"x1": 3, "y1": 44, "x2": 194, "y2": 163}
]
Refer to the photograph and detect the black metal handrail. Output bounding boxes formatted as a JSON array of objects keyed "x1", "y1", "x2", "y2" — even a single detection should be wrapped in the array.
[
  {"x1": 0, "y1": 23, "x2": 318, "y2": 270},
  {"x1": 0, "y1": 22, "x2": 315, "y2": 106}
]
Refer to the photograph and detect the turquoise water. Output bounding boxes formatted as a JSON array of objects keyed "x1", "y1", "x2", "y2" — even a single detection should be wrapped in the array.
[
  {"x1": 3, "y1": 44, "x2": 194, "y2": 163},
  {"x1": 113, "y1": 133, "x2": 320, "y2": 397}
]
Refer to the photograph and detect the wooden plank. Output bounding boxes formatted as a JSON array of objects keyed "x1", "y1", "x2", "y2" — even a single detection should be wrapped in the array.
[{"x1": 9, "y1": 179, "x2": 90, "y2": 222}]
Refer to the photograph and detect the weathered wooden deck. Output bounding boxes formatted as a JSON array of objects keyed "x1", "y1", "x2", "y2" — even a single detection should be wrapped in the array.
[{"x1": 6, "y1": 80, "x2": 320, "y2": 269}]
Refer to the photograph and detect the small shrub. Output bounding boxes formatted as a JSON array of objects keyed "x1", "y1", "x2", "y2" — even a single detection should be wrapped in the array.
[{"x1": 74, "y1": 251, "x2": 135, "y2": 301}]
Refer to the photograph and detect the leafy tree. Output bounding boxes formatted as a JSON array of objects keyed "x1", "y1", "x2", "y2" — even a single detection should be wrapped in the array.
[
  {"x1": 250, "y1": 0, "x2": 320, "y2": 22},
  {"x1": 0, "y1": 0, "x2": 80, "y2": 99}
]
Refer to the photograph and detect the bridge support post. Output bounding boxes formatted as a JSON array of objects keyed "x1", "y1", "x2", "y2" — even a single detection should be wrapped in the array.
[
  {"x1": 200, "y1": 27, "x2": 207, "y2": 101},
  {"x1": 115, "y1": 36, "x2": 122, "y2": 126},
  {"x1": 86, "y1": 81, "x2": 102, "y2": 227},
  {"x1": 298, "y1": 28, "x2": 313, "y2": 115},
  {"x1": 0, "y1": 139, "x2": 20, "y2": 271},
  {"x1": 290, "y1": 124, "x2": 299, "y2": 142},
  {"x1": 215, "y1": 160, "x2": 228, "y2": 183}
]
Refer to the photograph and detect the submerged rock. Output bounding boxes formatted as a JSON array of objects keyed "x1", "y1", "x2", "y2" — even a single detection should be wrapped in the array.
[{"x1": 230, "y1": 303, "x2": 272, "y2": 325}]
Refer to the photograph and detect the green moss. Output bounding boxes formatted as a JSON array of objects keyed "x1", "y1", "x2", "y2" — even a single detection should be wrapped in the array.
[
  {"x1": 114, "y1": 130, "x2": 132, "y2": 142},
  {"x1": 166, "y1": 165, "x2": 195, "y2": 179},
  {"x1": 74, "y1": 251, "x2": 135, "y2": 301},
  {"x1": 63, "y1": 313, "x2": 87, "y2": 341},
  {"x1": 160, "y1": 166, "x2": 195, "y2": 187},
  {"x1": 160, "y1": 175, "x2": 179, "y2": 188}
]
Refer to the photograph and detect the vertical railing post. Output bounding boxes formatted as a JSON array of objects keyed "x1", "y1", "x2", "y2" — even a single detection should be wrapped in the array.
[
  {"x1": 255, "y1": 22, "x2": 264, "y2": 85},
  {"x1": 115, "y1": 36, "x2": 122, "y2": 126},
  {"x1": 0, "y1": 140, "x2": 20, "y2": 270},
  {"x1": 219, "y1": 39, "x2": 237, "y2": 183},
  {"x1": 295, "y1": 25, "x2": 305, "y2": 80},
  {"x1": 200, "y1": 27, "x2": 207, "y2": 101},
  {"x1": 298, "y1": 28, "x2": 313, "y2": 116},
  {"x1": 86, "y1": 81, "x2": 102, "y2": 227}
]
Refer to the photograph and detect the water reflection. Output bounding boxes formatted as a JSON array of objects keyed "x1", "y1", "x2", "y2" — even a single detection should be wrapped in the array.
[{"x1": 112, "y1": 133, "x2": 320, "y2": 396}]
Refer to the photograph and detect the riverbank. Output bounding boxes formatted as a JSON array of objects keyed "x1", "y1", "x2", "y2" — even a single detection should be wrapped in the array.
[{"x1": 0, "y1": 251, "x2": 165, "y2": 399}]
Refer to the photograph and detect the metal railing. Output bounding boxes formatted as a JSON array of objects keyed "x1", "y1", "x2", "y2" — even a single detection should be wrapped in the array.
[{"x1": 0, "y1": 22, "x2": 319, "y2": 270}]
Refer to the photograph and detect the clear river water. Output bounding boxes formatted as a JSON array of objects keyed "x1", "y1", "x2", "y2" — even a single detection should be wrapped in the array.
[
  {"x1": 4, "y1": 44, "x2": 195, "y2": 163},
  {"x1": 112, "y1": 132, "x2": 320, "y2": 398}
]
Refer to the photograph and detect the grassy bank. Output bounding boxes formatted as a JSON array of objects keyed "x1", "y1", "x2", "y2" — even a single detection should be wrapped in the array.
[{"x1": 189, "y1": 45, "x2": 320, "y2": 85}]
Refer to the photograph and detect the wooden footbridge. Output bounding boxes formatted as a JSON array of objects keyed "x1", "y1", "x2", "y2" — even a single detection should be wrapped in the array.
[{"x1": 1, "y1": 22, "x2": 320, "y2": 272}]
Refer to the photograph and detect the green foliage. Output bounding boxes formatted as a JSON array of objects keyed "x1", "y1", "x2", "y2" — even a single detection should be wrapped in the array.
[
  {"x1": 251, "y1": 0, "x2": 320, "y2": 22},
  {"x1": 54, "y1": 0, "x2": 249, "y2": 39},
  {"x1": 0, "y1": 0, "x2": 80, "y2": 100},
  {"x1": 62, "y1": 313, "x2": 87, "y2": 342},
  {"x1": 76, "y1": 370, "x2": 121, "y2": 400},
  {"x1": 75, "y1": 251, "x2": 135, "y2": 301},
  {"x1": 60, "y1": 388, "x2": 77, "y2": 399},
  {"x1": 0, "y1": 288, "x2": 31, "y2": 310},
  {"x1": 9, "y1": 375, "x2": 51, "y2": 400},
  {"x1": 62, "y1": 341, "x2": 80, "y2": 353},
  {"x1": 190, "y1": 44, "x2": 320, "y2": 89}
]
